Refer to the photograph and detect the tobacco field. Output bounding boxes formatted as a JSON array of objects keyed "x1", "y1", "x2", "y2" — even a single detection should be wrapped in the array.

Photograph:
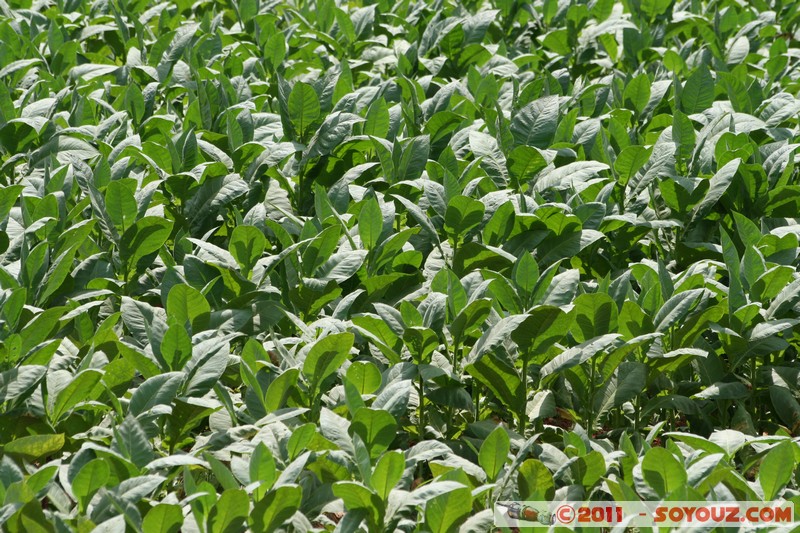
[{"x1": 1, "y1": 0, "x2": 800, "y2": 530}]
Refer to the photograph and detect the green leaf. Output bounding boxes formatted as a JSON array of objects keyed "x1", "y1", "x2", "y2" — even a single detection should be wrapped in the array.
[
  {"x1": 642, "y1": 447, "x2": 687, "y2": 497},
  {"x1": 315, "y1": 250, "x2": 368, "y2": 282},
  {"x1": 112, "y1": 415, "x2": 154, "y2": 469},
  {"x1": 333, "y1": 481, "x2": 383, "y2": 528},
  {"x1": 129, "y1": 372, "x2": 184, "y2": 417},
  {"x1": 466, "y1": 354, "x2": 524, "y2": 414},
  {"x1": 359, "y1": 195, "x2": 383, "y2": 249},
  {"x1": 479, "y1": 426, "x2": 510, "y2": 481},
  {"x1": 513, "y1": 253, "x2": 539, "y2": 302},
  {"x1": 288, "y1": 82, "x2": 320, "y2": 138},
  {"x1": 4, "y1": 434, "x2": 64, "y2": 461},
  {"x1": 769, "y1": 386, "x2": 800, "y2": 433},
  {"x1": 450, "y1": 298, "x2": 492, "y2": 344},
  {"x1": 250, "y1": 485, "x2": 302, "y2": 531},
  {"x1": 119, "y1": 217, "x2": 173, "y2": 273},
  {"x1": 209, "y1": 489, "x2": 249, "y2": 533},
  {"x1": 264, "y1": 368, "x2": 300, "y2": 412},
  {"x1": 250, "y1": 442, "x2": 277, "y2": 496},
  {"x1": 287, "y1": 424, "x2": 316, "y2": 461},
  {"x1": 681, "y1": 64, "x2": 715, "y2": 113},
  {"x1": 351, "y1": 407, "x2": 398, "y2": 459},
  {"x1": 72, "y1": 459, "x2": 109, "y2": 512},
  {"x1": 508, "y1": 145, "x2": 548, "y2": 186},
  {"x1": 104, "y1": 180, "x2": 137, "y2": 232},
  {"x1": 142, "y1": 504, "x2": 183, "y2": 533},
  {"x1": 654, "y1": 289, "x2": 704, "y2": 332},
  {"x1": 403, "y1": 327, "x2": 438, "y2": 363},
  {"x1": 161, "y1": 326, "x2": 193, "y2": 371},
  {"x1": 624, "y1": 73, "x2": 651, "y2": 114},
  {"x1": 759, "y1": 441, "x2": 795, "y2": 501},
  {"x1": 0, "y1": 184, "x2": 23, "y2": 224},
  {"x1": 6, "y1": 500, "x2": 53, "y2": 533},
  {"x1": 425, "y1": 486, "x2": 472, "y2": 533},
  {"x1": 303, "y1": 332, "x2": 354, "y2": 392},
  {"x1": 239, "y1": 0, "x2": 258, "y2": 22},
  {"x1": 0, "y1": 366, "x2": 46, "y2": 405},
  {"x1": 396, "y1": 135, "x2": 430, "y2": 182},
  {"x1": 391, "y1": 193, "x2": 440, "y2": 245},
  {"x1": 371, "y1": 450, "x2": 404, "y2": 500},
  {"x1": 573, "y1": 450, "x2": 605, "y2": 488},
  {"x1": 615, "y1": 145, "x2": 652, "y2": 185},
  {"x1": 229, "y1": 225, "x2": 266, "y2": 274},
  {"x1": 304, "y1": 111, "x2": 364, "y2": 161},
  {"x1": 347, "y1": 361, "x2": 382, "y2": 395},
  {"x1": 183, "y1": 339, "x2": 230, "y2": 398},
  {"x1": 50, "y1": 369, "x2": 103, "y2": 423},
  {"x1": 518, "y1": 459, "x2": 554, "y2": 500},
  {"x1": 167, "y1": 284, "x2": 210, "y2": 330},
  {"x1": 511, "y1": 95, "x2": 559, "y2": 148},
  {"x1": 444, "y1": 195, "x2": 485, "y2": 238},
  {"x1": 512, "y1": 305, "x2": 570, "y2": 356},
  {"x1": 364, "y1": 98, "x2": 390, "y2": 138},
  {"x1": 571, "y1": 293, "x2": 619, "y2": 343}
]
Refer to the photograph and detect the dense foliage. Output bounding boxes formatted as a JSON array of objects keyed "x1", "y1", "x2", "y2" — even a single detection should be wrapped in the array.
[{"x1": 2, "y1": 0, "x2": 800, "y2": 530}]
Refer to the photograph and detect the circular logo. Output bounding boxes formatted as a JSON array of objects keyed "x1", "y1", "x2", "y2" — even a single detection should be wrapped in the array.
[{"x1": 556, "y1": 505, "x2": 576, "y2": 524}]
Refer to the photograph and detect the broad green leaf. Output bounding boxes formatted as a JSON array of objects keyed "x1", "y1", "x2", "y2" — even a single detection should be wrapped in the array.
[
  {"x1": 72, "y1": 459, "x2": 109, "y2": 512},
  {"x1": 571, "y1": 293, "x2": 619, "y2": 343},
  {"x1": 4, "y1": 434, "x2": 64, "y2": 461},
  {"x1": 333, "y1": 481, "x2": 383, "y2": 528},
  {"x1": 425, "y1": 486, "x2": 472, "y2": 533},
  {"x1": 518, "y1": 459, "x2": 554, "y2": 500},
  {"x1": 511, "y1": 305, "x2": 570, "y2": 356},
  {"x1": 573, "y1": 450, "x2": 605, "y2": 488},
  {"x1": 507, "y1": 145, "x2": 548, "y2": 186},
  {"x1": 119, "y1": 217, "x2": 173, "y2": 273},
  {"x1": 250, "y1": 485, "x2": 302, "y2": 532},
  {"x1": 624, "y1": 73, "x2": 651, "y2": 114},
  {"x1": 288, "y1": 82, "x2": 320, "y2": 138},
  {"x1": 229, "y1": 225, "x2": 266, "y2": 274},
  {"x1": 444, "y1": 195, "x2": 485, "y2": 238},
  {"x1": 769, "y1": 386, "x2": 800, "y2": 433},
  {"x1": 104, "y1": 179, "x2": 137, "y2": 232},
  {"x1": 351, "y1": 407, "x2": 398, "y2": 459},
  {"x1": 209, "y1": 489, "x2": 249, "y2": 533},
  {"x1": 143, "y1": 504, "x2": 183, "y2": 533},
  {"x1": 250, "y1": 442, "x2": 277, "y2": 496},
  {"x1": 513, "y1": 253, "x2": 539, "y2": 301},
  {"x1": 466, "y1": 354, "x2": 524, "y2": 413},
  {"x1": 615, "y1": 145, "x2": 652, "y2": 184},
  {"x1": 346, "y1": 361, "x2": 382, "y2": 395},
  {"x1": 167, "y1": 284, "x2": 210, "y2": 330},
  {"x1": 0, "y1": 366, "x2": 46, "y2": 405},
  {"x1": 50, "y1": 369, "x2": 103, "y2": 423},
  {"x1": 129, "y1": 372, "x2": 184, "y2": 417},
  {"x1": 371, "y1": 451, "x2": 404, "y2": 500},
  {"x1": 161, "y1": 326, "x2": 193, "y2": 371},
  {"x1": 681, "y1": 65, "x2": 714, "y2": 113},
  {"x1": 479, "y1": 426, "x2": 510, "y2": 481},
  {"x1": 396, "y1": 135, "x2": 430, "y2": 182},
  {"x1": 759, "y1": 441, "x2": 795, "y2": 501},
  {"x1": 303, "y1": 332, "x2": 354, "y2": 392},
  {"x1": 511, "y1": 96, "x2": 559, "y2": 148},
  {"x1": 642, "y1": 447, "x2": 687, "y2": 497},
  {"x1": 359, "y1": 195, "x2": 383, "y2": 249}
]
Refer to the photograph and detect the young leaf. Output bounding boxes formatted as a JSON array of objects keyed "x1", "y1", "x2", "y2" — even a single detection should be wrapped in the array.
[{"x1": 479, "y1": 426, "x2": 510, "y2": 482}]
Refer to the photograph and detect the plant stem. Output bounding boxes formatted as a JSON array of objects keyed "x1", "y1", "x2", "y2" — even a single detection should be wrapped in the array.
[
  {"x1": 520, "y1": 354, "x2": 528, "y2": 436},
  {"x1": 417, "y1": 370, "x2": 425, "y2": 440}
]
